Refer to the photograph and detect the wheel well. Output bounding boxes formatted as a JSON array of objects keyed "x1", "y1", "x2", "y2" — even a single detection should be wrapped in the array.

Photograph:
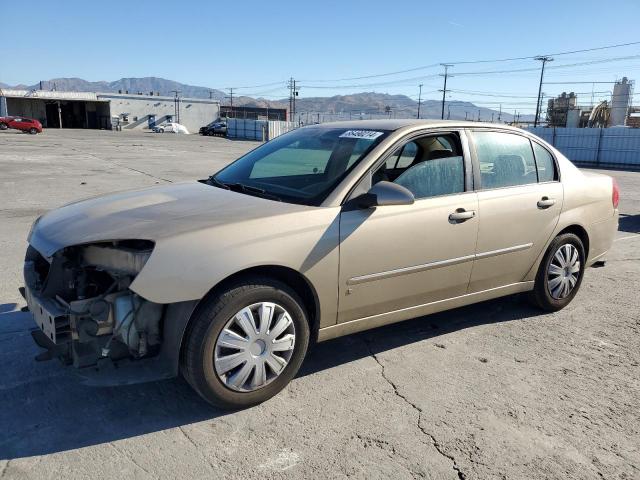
[
  {"x1": 557, "y1": 225, "x2": 590, "y2": 257},
  {"x1": 191, "y1": 265, "x2": 321, "y2": 342}
]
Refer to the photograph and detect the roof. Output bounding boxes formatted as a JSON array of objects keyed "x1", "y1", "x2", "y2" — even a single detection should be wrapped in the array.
[
  {"x1": 0, "y1": 89, "x2": 218, "y2": 104},
  {"x1": 97, "y1": 92, "x2": 219, "y2": 104},
  {"x1": 0, "y1": 89, "x2": 106, "y2": 101},
  {"x1": 311, "y1": 119, "x2": 523, "y2": 132}
]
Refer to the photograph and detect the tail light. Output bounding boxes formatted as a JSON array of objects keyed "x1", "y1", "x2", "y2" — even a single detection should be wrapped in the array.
[{"x1": 612, "y1": 178, "x2": 620, "y2": 209}]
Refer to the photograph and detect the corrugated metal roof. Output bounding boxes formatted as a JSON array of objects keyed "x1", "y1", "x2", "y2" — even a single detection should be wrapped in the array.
[
  {"x1": 0, "y1": 89, "x2": 106, "y2": 101},
  {"x1": 0, "y1": 89, "x2": 219, "y2": 105},
  {"x1": 97, "y1": 92, "x2": 219, "y2": 104}
]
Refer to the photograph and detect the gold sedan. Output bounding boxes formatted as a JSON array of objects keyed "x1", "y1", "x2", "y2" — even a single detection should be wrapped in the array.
[{"x1": 24, "y1": 120, "x2": 619, "y2": 408}]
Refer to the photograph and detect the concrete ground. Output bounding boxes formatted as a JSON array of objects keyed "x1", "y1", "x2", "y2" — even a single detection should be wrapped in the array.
[{"x1": 0, "y1": 128, "x2": 638, "y2": 480}]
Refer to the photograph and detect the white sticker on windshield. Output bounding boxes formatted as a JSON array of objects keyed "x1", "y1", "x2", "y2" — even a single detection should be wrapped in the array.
[{"x1": 339, "y1": 130, "x2": 384, "y2": 140}]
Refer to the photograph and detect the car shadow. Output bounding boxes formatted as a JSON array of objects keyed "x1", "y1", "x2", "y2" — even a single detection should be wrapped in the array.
[
  {"x1": 299, "y1": 293, "x2": 539, "y2": 377},
  {"x1": 619, "y1": 213, "x2": 640, "y2": 234},
  {"x1": 0, "y1": 294, "x2": 541, "y2": 460}
]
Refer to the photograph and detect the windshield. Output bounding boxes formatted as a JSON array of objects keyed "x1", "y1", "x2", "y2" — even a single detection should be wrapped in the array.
[{"x1": 211, "y1": 127, "x2": 390, "y2": 205}]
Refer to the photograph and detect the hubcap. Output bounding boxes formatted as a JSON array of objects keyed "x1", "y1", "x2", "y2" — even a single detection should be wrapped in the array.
[
  {"x1": 214, "y1": 302, "x2": 296, "y2": 392},
  {"x1": 547, "y1": 244, "x2": 581, "y2": 299}
]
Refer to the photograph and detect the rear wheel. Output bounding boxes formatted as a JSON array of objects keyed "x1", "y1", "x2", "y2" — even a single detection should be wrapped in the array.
[
  {"x1": 181, "y1": 276, "x2": 310, "y2": 408},
  {"x1": 0, "y1": 123, "x2": 7, "y2": 130},
  {"x1": 29, "y1": 128, "x2": 38, "y2": 134},
  {"x1": 530, "y1": 233, "x2": 585, "y2": 311}
]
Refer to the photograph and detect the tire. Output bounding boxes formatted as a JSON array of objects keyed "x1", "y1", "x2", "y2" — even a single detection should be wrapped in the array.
[
  {"x1": 181, "y1": 276, "x2": 310, "y2": 409},
  {"x1": 0, "y1": 123, "x2": 7, "y2": 130},
  {"x1": 529, "y1": 233, "x2": 586, "y2": 312},
  {"x1": 29, "y1": 128, "x2": 38, "y2": 134}
]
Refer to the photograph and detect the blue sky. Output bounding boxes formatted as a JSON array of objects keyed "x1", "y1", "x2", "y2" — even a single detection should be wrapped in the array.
[{"x1": 2, "y1": 0, "x2": 640, "y2": 113}]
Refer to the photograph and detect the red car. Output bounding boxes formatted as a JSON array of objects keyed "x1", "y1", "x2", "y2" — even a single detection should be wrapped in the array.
[{"x1": 0, "y1": 116, "x2": 43, "y2": 134}]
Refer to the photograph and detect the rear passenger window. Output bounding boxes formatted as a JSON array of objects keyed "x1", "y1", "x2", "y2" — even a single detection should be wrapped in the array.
[
  {"x1": 472, "y1": 131, "x2": 537, "y2": 189},
  {"x1": 532, "y1": 142, "x2": 557, "y2": 182}
]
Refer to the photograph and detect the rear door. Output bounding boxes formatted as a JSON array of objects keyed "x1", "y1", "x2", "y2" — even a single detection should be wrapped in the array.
[
  {"x1": 467, "y1": 130, "x2": 563, "y2": 292},
  {"x1": 338, "y1": 130, "x2": 478, "y2": 323}
]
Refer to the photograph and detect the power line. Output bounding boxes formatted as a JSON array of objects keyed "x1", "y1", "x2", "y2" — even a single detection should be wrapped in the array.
[
  {"x1": 297, "y1": 40, "x2": 640, "y2": 83},
  {"x1": 295, "y1": 55, "x2": 640, "y2": 91},
  {"x1": 446, "y1": 40, "x2": 640, "y2": 65},
  {"x1": 452, "y1": 54, "x2": 640, "y2": 77},
  {"x1": 299, "y1": 74, "x2": 441, "y2": 89},
  {"x1": 543, "y1": 81, "x2": 621, "y2": 84},
  {"x1": 232, "y1": 81, "x2": 286, "y2": 89}
]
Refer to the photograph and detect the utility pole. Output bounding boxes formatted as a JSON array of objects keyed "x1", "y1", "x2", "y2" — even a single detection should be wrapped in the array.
[
  {"x1": 491, "y1": 112, "x2": 494, "y2": 123},
  {"x1": 465, "y1": 111, "x2": 468, "y2": 121},
  {"x1": 227, "y1": 88, "x2": 234, "y2": 117},
  {"x1": 417, "y1": 83, "x2": 423, "y2": 119},
  {"x1": 287, "y1": 77, "x2": 294, "y2": 122},
  {"x1": 439, "y1": 64, "x2": 452, "y2": 120},
  {"x1": 292, "y1": 79, "x2": 298, "y2": 124},
  {"x1": 477, "y1": 109, "x2": 481, "y2": 122},
  {"x1": 447, "y1": 105, "x2": 451, "y2": 119},
  {"x1": 498, "y1": 104, "x2": 502, "y2": 122},
  {"x1": 534, "y1": 56, "x2": 553, "y2": 127},
  {"x1": 171, "y1": 90, "x2": 181, "y2": 123}
]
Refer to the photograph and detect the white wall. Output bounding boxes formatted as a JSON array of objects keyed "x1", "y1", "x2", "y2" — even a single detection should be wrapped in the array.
[{"x1": 99, "y1": 93, "x2": 219, "y2": 133}]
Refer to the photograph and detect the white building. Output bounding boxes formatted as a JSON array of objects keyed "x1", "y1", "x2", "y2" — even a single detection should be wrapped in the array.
[{"x1": 0, "y1": 89, "x2": 219, "y2": 132}]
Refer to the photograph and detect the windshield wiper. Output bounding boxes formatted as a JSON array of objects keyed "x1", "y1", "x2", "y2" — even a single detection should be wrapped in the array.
[
  {"x1": 209, "y1": 177, "x2": 282, "y2": 202},
  {"x1": 229, "y1": 183, "x2": 283, "y2": 202},
  {"x1": 207, "y1": 175, "x2": 230, "y2": 189}
]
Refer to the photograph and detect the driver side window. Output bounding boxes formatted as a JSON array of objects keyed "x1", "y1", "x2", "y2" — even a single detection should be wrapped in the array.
[{"x1": 374, "y1": 133, "x2": 465, "y2": 200}]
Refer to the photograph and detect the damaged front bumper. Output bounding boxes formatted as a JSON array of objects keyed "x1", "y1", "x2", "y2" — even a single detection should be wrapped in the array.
[{"x1": 22, "y1": 242, "x2": 198, "y2": 386}]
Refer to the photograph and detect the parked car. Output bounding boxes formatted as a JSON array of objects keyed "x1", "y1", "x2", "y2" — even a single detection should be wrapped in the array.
[
  {"x1": 200, "y1": 121, "x2": 227, "y2": 136},
  {"x1": 153, "y1": 122, "x2": 189, "y2": 134},
  {"x1": 0, "y1": 116, "x2": 42, "y2": 134},
  {"x1": 23, "y1": 120, "x2": 618, "y2": 408}
]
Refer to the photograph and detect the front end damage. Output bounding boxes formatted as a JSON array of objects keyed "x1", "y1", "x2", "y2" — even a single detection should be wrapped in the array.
[{"x1": 23, "y1": 240, "x2": 195, "y2": 384}]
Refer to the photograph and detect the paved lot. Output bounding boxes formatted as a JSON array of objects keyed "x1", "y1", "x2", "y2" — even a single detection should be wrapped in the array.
[{"x1": 0, "y1": 128, "x2": 639, "y2": 480}]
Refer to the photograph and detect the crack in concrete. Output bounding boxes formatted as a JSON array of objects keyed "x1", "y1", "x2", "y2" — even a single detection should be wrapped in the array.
[
  {"x1": 70, "y1": 147, "x2": 173, "y2": 184},
  {"x1": 363, "y1": 337, "x2": 466, "y2": 480},
  {"x1": 178, "y1": 425, "x2": 218, "y2": 471},
  {"x1": 112, "y1": 163, "x2": 173, "y2": 183},
  {"x1": 108, "y1": 441, "x2": 157, "y2": 479}
]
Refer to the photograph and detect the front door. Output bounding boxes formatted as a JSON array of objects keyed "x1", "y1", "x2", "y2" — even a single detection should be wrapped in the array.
[
  {"x1": 338, "y1": 131, "x2": 479, "y2": 323},
  {"x1": 467, "y1": 130, "x2": 563, "y2": 292}
]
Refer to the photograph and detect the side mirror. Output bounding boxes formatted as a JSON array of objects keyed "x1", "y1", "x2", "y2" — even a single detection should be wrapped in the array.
[{"x1": 355, "y1": 181, "x2": 415, "y2": 209}]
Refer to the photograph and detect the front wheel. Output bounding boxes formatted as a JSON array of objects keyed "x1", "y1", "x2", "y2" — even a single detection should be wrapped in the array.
[
  {"x1": 29, "y1": 128, "x2": 38, "y2": 134},
  {"x1": 181, "y1": 277, "x2": 310, "y2": 409},
  {"x1": 530, "y1": 233, "x2": 585, "y2": 311},
  {"x1": 0, "y1": 123, "x2": 7, "y2": 130}
]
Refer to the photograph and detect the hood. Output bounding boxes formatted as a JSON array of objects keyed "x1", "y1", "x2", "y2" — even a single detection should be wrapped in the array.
[{"x1": 29, "y1": 181, "x2": 310, "y2": 257}]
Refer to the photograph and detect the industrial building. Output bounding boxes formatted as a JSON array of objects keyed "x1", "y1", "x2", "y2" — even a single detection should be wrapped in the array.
[
  {"x1": 546, "y1": 77, "x2": 635, "y2": 128},
  {"x1": 220, "y1": 105, "x2": 287, "y2": 121},
  {"x1": 0, "y1": 89, "x2": 219, "y2": 132}
]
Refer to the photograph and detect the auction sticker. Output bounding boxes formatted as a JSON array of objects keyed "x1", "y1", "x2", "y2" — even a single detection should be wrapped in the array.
[{"x1": 339, "y1": 130, "x2": 384, "y2": 140}]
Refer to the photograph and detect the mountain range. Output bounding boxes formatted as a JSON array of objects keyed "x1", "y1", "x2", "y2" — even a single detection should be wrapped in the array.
[{"x1": 1, "y1": 77, "x2": 533, "y2": 122}]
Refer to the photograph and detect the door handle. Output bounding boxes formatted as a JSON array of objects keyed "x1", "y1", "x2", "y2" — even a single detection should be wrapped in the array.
[
  {"x1": 449, "y1": 209, "x2": 476, "y2": 223},
  {"x1": 537, "y1": 197, "x2": 556, "y2": 209}
]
